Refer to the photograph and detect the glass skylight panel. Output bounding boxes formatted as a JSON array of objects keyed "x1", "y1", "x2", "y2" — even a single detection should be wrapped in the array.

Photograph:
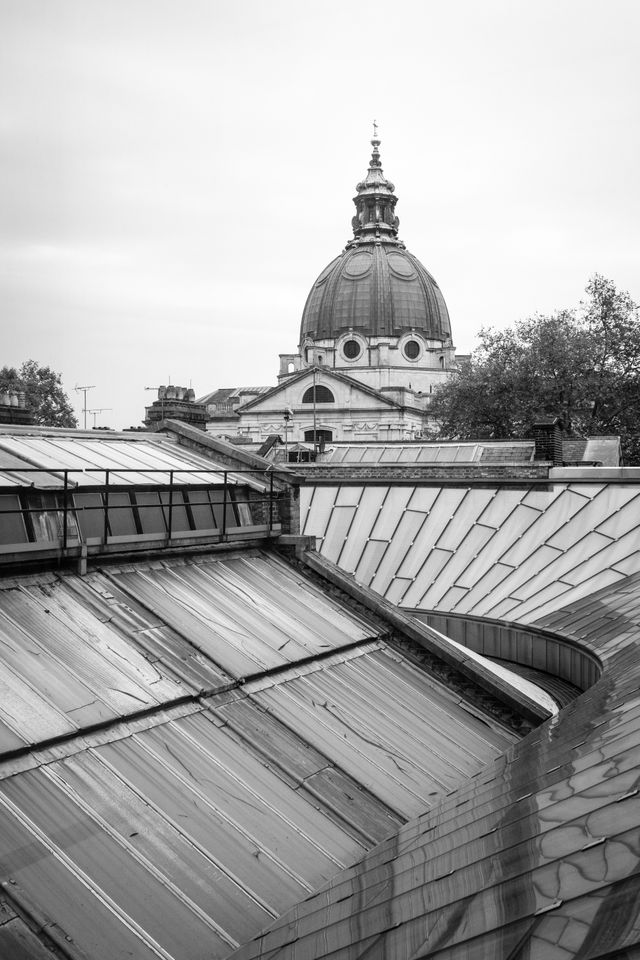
[
  {"x1": 416, "y1": 526, "x2": 504, "y2": 606},
  {"x1": 435, "y1": 489, "x2": 494, "y2": 551},
  {"x1": 412, "y1": 446, "x2": 436, "y2": 462},
  {"x1": 559, "y1": 533, "x2": 640, "y2": 587},
  {"x1": 475, "y1": 487, "x2": 525, "y2": 528},
  {"x1": 384, "y1": 577, "x2": 415, "y2": 605},
  {"x1": 401, "y1": 548, "x2": 457, "y2": 607},
  {"x1": 450, "y1": 562, "x2": 516, "y2": 615},
  {"x1": 611, "y1": 553, "x2": 640, "y2": 576},
  {"x1": 404, "y1": 486, "x2": 441, "y2": 514},
  {"x1": 595, "y1": 493, "x2": 640, "y2": 539},
  {"x1": 369, "y1": 512, "x2": 426, "y2": 595},
  {"x1": 322, "y1": 506, "x2": 358, "y2": 565},
  {"x1": 547, "y1": 486, "x2": 640, "y2": 550},
  {"x1": 404, "y1": 487, "x2": 468, "y2": 548},
  {"x1": 354, "y1": 539, "x2": 392, "y2": 586},
  {"x1": 379, "y1": 447, "x2": 401, "y2": 463},
  {"x1": 335, "y1": 485, "x2": 363, "y2": 507},
  {"x1": 343, "y1": 447, "x2": 365, "y2": 462},
  {"x1": 369, "y1": 486, "x2": 413, "y2": 540},
  {"x1": 301, "y1": 485, "x2": 341, "y2": 541},
  {"x1": 337, "y1": 489, "x2": 389, "y2": 574}
]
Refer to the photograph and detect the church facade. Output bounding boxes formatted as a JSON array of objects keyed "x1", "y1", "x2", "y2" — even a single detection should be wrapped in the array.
[{"x1": 201, "y1": 131, "x2": 458, "y2": 445}]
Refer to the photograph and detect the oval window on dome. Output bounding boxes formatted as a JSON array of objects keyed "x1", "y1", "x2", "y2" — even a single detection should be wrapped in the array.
[
  {"x1": 387, "y1": 253, "x2": 416, "y2": 278},
  {"x1": 343, "y1": 252, "x2": 373, "y2": 278},
  {"x1": 404, "y1": 339, "x2": 421, "y2": 360},
  {"x1": 343, "y1": 339, "x2": 361, "y2": 360},
  {"x1": 314, "y1": 259, "x2": 339, "y2": 286}
]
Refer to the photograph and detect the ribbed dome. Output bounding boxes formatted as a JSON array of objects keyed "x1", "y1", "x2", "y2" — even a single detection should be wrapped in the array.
[
  {"x1": 300, "y1": 243, "x2": 451, "y2": 342},
  {"x1": 299, "y1": 130, "x2": 451, "y2": 345}
]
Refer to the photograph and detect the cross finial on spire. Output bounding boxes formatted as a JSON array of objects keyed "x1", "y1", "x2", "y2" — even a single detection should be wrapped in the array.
[{"x1": 373, "y1": 119, "x2": 378, "y2": 139}]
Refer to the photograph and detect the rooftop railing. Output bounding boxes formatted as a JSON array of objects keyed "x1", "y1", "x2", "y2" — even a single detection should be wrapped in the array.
[{"x1": 0, "y1": 467, "x2": 281, "y2": 560}]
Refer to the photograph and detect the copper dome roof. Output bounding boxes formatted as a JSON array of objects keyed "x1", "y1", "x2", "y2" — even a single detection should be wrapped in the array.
[
  {"x1": 300, "y1": 243, "x2": 451, "y2": 342},
  {"x1": 299, "y1": 129, "x2": 451, "y2": 344}
]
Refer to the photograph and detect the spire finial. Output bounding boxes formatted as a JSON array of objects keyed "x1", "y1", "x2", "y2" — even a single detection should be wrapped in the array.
[{"x1": 348, "y1": 124, "x2": 401, "y2": 246}]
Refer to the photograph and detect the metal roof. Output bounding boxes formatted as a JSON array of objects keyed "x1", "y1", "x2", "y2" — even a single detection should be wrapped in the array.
[
  {"x1": 229, "y1": 569, "x2": 640, "y2": 960},
  {"x1": 301, "y1": 480, "x2": 640, "y2": 623},
  {"x1": 0, "y1": 550, "x2": 520, "y2": 958}
]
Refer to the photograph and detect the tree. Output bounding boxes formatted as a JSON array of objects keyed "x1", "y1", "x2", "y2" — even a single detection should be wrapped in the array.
[
  {"x1": 0, "y1": 360, "x2": 78, "y2": 428},
  {"x1": 430, "y1": 276, "x2": 640, "y2": 463}
]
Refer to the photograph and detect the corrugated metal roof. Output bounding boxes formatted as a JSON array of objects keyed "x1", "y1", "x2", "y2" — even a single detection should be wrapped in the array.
[
  {"x1": 0, "y1": 644, "x2": 515, "y2": 958},
  {"x1": 0, "y1": 549, "x2": 521, "y2": 958},
  {"x1": 236, "y1": 643, "x2": 516, "y2": 818},
  {"x1": 107, "y1": 553, "x2": 382, "y2": 679},
  {"x1": 0, "y1": 553, "x2": 382, "y2": 754}
]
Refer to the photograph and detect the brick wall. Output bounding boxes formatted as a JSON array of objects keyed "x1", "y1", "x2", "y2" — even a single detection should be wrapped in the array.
[{"x1": 294, "y1": 463, "x2": 552, "y2": 483}]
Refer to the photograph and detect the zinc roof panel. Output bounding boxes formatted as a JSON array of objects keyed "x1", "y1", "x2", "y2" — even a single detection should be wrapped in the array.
[
  {"x1": 0, "y1": 609, "x2": 115, "y2": 729},
  {"x1": 201, "y1": 554, "x2": 378, "y2": 645},
  {"x1": 150, "y1": 564, "x2": 315, "y2": 664},
  {"x1": 97, "y1": 736, "x2": 313, "y2": 911},
  {"x1": 67, "y1": 575, "x2": 232, "y2": 691},
  {"x1": 0, "y1": 773, "x2": 235, "y2": 959},
  {"x1": 52, "y1": 750, "x2": 274, "y2": 940},
  {"x1": 110, "y1": 568, "x2": 271, "y2": 677},
  {"x1": 250, "y1": 648, "x2": 516, "y2": 820},
  {"x1": 0, "y1": 587, "x2": 182, "y2": 729},
  {"x1": 156, "y1": 715, "x2": 364, "y2": 868}
]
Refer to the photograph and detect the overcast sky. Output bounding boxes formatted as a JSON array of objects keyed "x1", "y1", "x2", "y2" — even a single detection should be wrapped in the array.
[{"x1": 1, "y1": 0, "x2": 639, "y2": 429}]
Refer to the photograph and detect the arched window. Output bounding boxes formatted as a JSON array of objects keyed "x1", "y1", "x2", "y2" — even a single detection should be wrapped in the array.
[{"x1": 302, "y1": 385, "x2": 335, "y2": 403}]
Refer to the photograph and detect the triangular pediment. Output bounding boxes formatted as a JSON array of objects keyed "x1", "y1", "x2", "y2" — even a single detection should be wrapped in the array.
[{"x1": 237, "y1": 367, "x2": 403, "y2": 414}]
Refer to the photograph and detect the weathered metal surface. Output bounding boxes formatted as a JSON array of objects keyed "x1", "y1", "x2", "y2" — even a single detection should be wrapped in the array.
[
  {"x1": 227, "y1": 571, "x2": 640, "y2": 960},
  {"x1": 0, "y1": 549, "x2": 522, "y2": 958},
  {"x1": 107, "y1": 553, "x2": 382, "y2": 679}
]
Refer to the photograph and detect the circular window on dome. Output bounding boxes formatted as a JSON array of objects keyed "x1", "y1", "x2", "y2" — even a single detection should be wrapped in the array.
[
  {"x1": 403, "y1": 339, "x2": 421, "y2": 360},
  {"x1": 343, "y1": 252, "x2": 373, "y2": 278},
  {"x1": 343, "y1": 339, "x2": 362, "y2": 360}
]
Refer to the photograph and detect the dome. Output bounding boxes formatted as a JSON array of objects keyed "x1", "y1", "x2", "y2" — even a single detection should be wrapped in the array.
[
  {"x1": 300, "y1": 243, "x2": 451, "y2": 342},
  {"x1": 299, "y1": 128, "x2": 451, "y2": 346}
]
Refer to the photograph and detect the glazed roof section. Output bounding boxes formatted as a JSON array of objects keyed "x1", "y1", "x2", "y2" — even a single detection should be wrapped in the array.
[
  {"x1": 318, "y1": 441, "x2": 535, "y2": 464},
  {"x1": 0, "y1": 429, "x2": 247, "y2": 489},
  {"x1": 301, "y1": 478, "x2": 640, "y2": 623},
  {"x1": 0, "y1": 551, "x2": 519, "y2": 958}
]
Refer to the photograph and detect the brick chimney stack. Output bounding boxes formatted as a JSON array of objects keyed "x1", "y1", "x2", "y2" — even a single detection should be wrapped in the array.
[{"x1": 533, "y1": 416, "x2": 564, "y2": 465}]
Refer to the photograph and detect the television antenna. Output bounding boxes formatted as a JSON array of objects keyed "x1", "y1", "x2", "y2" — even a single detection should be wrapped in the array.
[
  {"x1": 88, "y1": 408, "x2": 112, "y2": 428},
  {"x1": 75, "y1": 384, "x2": 95, "y2": 430}
]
